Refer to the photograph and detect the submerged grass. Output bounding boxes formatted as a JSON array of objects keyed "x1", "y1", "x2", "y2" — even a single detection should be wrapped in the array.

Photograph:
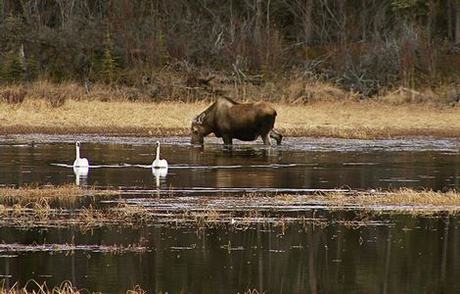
[
  {"x1": 321, "y1": 188, "x2": 460, "y2": 207},
  {"x1": 0, "y1": 188, "x2": 459, "y2": 229},
  {"x1": 0, "y1": 184, "x2": 119, "y2": 204},
  {"x1": 0, "y1": 280, "x2": 145, "y2": 294},
  {"x1": 1, "y1": 95, "x2": 459, "y2": 138},
  {"x1": 276, "y1": 188, "x2": 460, "y2": 212}
]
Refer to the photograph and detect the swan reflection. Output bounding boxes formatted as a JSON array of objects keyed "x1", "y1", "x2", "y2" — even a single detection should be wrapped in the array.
[
  {"x1": 152, "y1": 167, "x2": 168, "y2": 187},
  {"x1": 73, "y1": 166, "x2": 89, "y2": 186}
]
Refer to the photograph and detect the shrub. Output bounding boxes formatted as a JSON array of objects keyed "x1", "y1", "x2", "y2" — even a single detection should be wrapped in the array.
[{"x1": 0, "y1": 88, "x2": 27, "y2": 104}]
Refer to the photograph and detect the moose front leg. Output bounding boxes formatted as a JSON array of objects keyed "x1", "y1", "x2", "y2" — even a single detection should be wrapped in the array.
[
  {"x1": 223, "y1": 136, "x2": 233, "y2": 146},
  {"x1": 269, "y1": 129, "x2": 283, "y2": 145},
  {"x1": 262, "y1": 134, "x2": 272, "y2": 146}
]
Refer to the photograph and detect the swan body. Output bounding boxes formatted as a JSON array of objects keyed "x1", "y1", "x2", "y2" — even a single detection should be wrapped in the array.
[
  {"x1": 152, "y1": 141, "x2": 168, "y2": 168},
  {"x1": 73, "y1": 141, "x2": 89, "y2": 168}
]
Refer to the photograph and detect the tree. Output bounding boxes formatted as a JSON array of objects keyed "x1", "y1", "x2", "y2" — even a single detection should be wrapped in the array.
[
  {"x1": 100, "y1": 33, "x2": 117, "y2": 84},
  {"x1": 456, "y1": 0, "x2": 460, "y2": 43},
  {"x1": 2, "y1": 50, "x2": 24, "y2": 82}
]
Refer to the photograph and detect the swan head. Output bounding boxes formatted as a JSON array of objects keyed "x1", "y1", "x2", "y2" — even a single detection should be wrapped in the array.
[
  {"x1": 76, "y1": 141, "x2": 81, "y2": 147},
  {"x1": 156, "y1": 141, "x2": 160, "y2": 146}
]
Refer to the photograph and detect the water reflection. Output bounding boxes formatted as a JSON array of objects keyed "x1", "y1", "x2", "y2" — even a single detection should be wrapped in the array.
[
  {"x1": 0, "y1": 215, "x2": 458, "y2": 293},
  {"x1": 0, "y1": 134, "x2": 459, "y2": 292},
  {"x1": 152, "y1": 167, "x2": 168, "y2": 188},
  {"x1": 0, "y1": 136, "x2": 459, "y2": 190},
  {"x1": 73, "y1": 166, "x2": 88, "y2": 186}
]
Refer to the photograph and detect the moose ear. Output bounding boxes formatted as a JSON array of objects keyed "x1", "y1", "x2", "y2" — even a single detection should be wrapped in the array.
[{"x1": 193, "y1": 113, "x2": 206, "y2": 124}]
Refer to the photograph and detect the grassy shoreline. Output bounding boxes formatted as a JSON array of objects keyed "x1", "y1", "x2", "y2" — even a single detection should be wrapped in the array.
[
  {"x1": 1, "y1": 99, "x2": 460, "y2": 138},
  {"x1": 1, "y1": 185, "x2": 459, "y2": 215}
]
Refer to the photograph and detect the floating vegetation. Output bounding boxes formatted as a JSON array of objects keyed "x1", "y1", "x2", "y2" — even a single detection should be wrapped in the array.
[
  {"x1": 315, "y1": 188, "x2": 460, "y2": 214},
  {"x1": 0, "y1": 184, "x2": 119, "y2": 205},
  {"x1": 0, "y1": 243, "x2": 147, "y2": 254},
  {"x1": 0, "y1": 188, "x2": 458, "y2": 230}
]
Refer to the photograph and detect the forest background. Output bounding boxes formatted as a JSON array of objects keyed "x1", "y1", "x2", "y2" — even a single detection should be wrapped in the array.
[
  {"x1": 1, "y1": 0, "x2": 460, "y2": 99},
  {"x1": 1, "y1": 0, "x2": 460, "y2": 137}
]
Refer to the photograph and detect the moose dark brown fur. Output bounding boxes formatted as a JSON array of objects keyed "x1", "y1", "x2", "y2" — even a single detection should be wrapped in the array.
[{"x1": 191, "y1": 97, "x2": 282, "y2": 145}]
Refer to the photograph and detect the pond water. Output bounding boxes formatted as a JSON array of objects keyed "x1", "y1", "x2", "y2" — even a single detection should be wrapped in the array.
[
  {"x1": 1, "y1": 217, "x2": 459, "y2": 293},
  {"x1": 0, "y1": 135, "x2": 459, "y2": 293},
  {"x1": 0, "y1": 135, "x2": 459, "y2": 191}
]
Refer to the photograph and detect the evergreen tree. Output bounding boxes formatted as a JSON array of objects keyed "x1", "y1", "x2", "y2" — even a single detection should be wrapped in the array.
[
  {"x1": 2, "y1": 50, "x2": 24, "y2": 82},
  {"x1": 100, "y1": 33, "x2": 117, "y2": 84}
]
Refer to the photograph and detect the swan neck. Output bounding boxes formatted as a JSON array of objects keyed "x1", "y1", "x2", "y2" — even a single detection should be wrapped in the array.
[
  {"x1": 76, "y1": 145, "x2": 80, "y2": 159},
  {"x1": 156, "y1": 144, "x2": 160, "y2": 160}
]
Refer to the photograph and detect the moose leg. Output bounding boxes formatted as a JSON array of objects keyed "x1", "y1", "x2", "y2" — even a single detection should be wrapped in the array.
[
  {"x1": 269, "y1": 129, "x2": 283, "y2": 145},
  {"x1": 223, "y1": 136, "x2": 233, "y2": 146},
  {"x1": 262, "y1": 134, "x2": 272, "y2": 146}
]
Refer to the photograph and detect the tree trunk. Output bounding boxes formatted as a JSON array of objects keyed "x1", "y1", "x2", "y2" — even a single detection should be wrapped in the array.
[
  {"x1": 255, "y1": 0, "x2": 263, "y2": 47},
  {"x1": 427, "y1": 0, "x2": 435, "y2": 41},
  {"x1": 303, "y1": 0, "x2": 313, "y2": 45},
  {"x1": 338, "y1": 0, "x2": 346, "y2": 47},
  {"x1": 448, "y1": 0, "x2": 453, "y2": 40},
  {"x1": 361, "y1": 0, "x2": 366, "y2": 41},
  {"x1": 456, "y1": 0, "x2": 460, "y2": 44},
  {"x1": 255, "y1": 0, "x2": 263, "y2": 65},
  {"x1": 19, "y1": 43, "x2": 29, "y2": 81},
  {"x1": 0, "y1": 0, "x2": 4, "y2": 22}
]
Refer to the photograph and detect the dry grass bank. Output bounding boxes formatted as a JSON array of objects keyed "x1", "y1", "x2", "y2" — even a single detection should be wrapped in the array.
[{"x1": 1, "y1": 98, "x2": 460, "y2": 138}]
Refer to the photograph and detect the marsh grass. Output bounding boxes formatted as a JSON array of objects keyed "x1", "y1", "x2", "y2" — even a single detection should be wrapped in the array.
[
  {"x1": 1, "y1": 188, "x2": 458, "y2": 230},
  {"x1": 275, "y1": 101, "x2": 460, "y2": 138},
  {"x1": 0, "y1": 184, "x2": 119, "y2": 204},
  {"x1": 316, "y1": 188, "x2": 460, "y2": 207},
  {"x1": 1, "y1": 280, "x2": 79, "y2": 294},
  {"x1": 1, "y1": 99, "x2": 459, "y2": 138},
  {"x1": 0, "y1": 88, "x2": 27, "y2": 104},
  {"x1": 0, "y1": 82, "x2": 459, "y2": 138},
  {"x1": 0, "y1": 243, "x2": 147, "y2": 254},
  {"x1": 0, "y1": 280, "x2": 146, "y2": 294}
]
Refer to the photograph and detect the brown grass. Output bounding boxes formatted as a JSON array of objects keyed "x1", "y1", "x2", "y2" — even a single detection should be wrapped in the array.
[
  {"x1": 0, "y1": 81, "x2": 459, "y2": 138},
  {"x1": 0, "y1": 185, "x2": 119, "y2": 208},
  {"x1": 275, "y1": 188, "x2": 460, "y2": 214},
  {"x1": 1, "y1": 188, "x2": 458, "y2": 230},
  {"x1": 323, "y1": 189, "x2": 460, "y2": 207},
  {"x1": 0, "y1": 280, "x2": 145, "y2": 294},
  {"x1": 0, "y1": 280, "x2": 80, "y2": 294},
  {"x1": 0, "y1": 184, "x2": 118, "y2": 199},
  {"x1": 1, "y1": 97, "x2": 459, "y2": 138},
  {"x1": 275, "y1": 101, "x2": 460, "y2": 138}
]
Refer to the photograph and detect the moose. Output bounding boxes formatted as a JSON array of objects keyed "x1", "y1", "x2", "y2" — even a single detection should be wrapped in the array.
[{"x1": 191, "y1": 97, "x2": 282, "y2": 146}]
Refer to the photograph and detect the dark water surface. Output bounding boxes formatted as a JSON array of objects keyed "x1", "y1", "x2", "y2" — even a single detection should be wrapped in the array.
[
  {"x1": 0, "y1": 217, "x2": 459, "y2": 293},
  {"x1": 0, "y1": 135, "x2": 460, "y2": 293},
  {"x1": 0, "y1": 135, "x2": 459, "y2": 191}
]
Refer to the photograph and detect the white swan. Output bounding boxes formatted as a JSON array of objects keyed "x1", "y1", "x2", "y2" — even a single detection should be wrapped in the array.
[
  {"x1": 152, "y1": 141, "x2": 168, "y2": 168},
  {"x1": 73, "y1": 141, "x2": 89, "y2": 168}
]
